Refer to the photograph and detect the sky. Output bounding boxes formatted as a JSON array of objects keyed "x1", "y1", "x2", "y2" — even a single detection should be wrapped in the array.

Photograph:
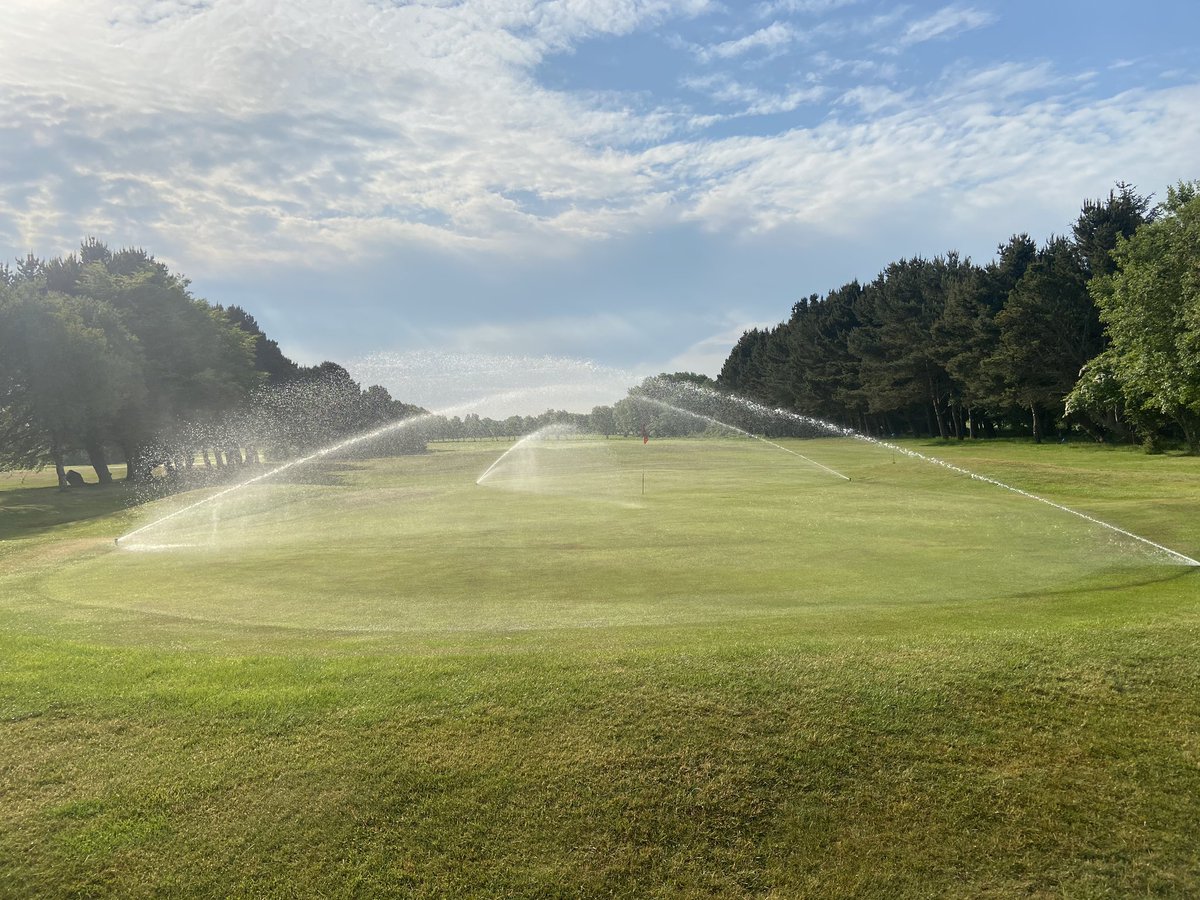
[{"x1": 2, "y1": 0, "x2": 1198, "y2": 414}]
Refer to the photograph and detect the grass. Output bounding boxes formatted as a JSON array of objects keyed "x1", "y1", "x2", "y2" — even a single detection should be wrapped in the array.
[{"x1": 1, "y1": 436, "x2": 1198, "y2": 897}]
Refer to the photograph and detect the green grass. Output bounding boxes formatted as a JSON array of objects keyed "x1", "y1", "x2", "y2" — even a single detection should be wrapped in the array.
[{"x1": 1, "y1": 437, "x2": 1198, "y2": 897}]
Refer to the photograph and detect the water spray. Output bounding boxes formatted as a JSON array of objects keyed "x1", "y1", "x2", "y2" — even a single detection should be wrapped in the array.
[
  {"x1": 475, "y1": 423, "x2": 576, "y2": 485},
  {"x1": 635, "y1": 395, "x2": 852, "y2": 482},
  {"x1": 115, "y1": 412, "x2": 437, "y2": 548},
  {"x1": 655, "y1": 380, "x2": 1199, "y2": 568}
]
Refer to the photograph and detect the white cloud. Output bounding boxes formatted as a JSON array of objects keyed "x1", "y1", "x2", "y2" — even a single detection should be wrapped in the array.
[
  {"x1": 948, "y1": 61, "x2": 1062, "y2": 98},
  {"x1": 683, "y1": 73, "x2": 825, "y2": 117},
  {"x1": 697, "y1": 21, "x2": 798, "y2": 61},
  {"x1": 657, "y1": 321, "x2": 771, "y2": 377},
  {"x1": 756, "y1": 0, "x2": 862, "y2": 15},
  {"x1": 897, "y1": 5, "x2": 995, "y2": 48},
  {"x1": 670, "y1": 78, "x2": 1200, "y2": 239},
  {"x1": 0, "y1": 0, "x2": 712, "y2": 270},
  {"x1": 836, "y1": 84, "x2": 911, "y2": 114},
  {"x1": 0, "y1": 0, "x2": 1197, "y2": 286}
]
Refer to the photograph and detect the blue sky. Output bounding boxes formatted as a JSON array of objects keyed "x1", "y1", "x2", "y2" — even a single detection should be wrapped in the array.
[{"x1": 2, "y1": 0, "x2": 1198, "y2": 413}]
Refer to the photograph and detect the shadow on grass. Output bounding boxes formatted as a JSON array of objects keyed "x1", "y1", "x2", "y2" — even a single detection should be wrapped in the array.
[
  {"x1": 0, "y1": 483, "x2": 143, "y2": 540},
  {"x1": 1009, "y1": 563, "x2": 1200, "y2": 601},
  {"x1": 0, "y1": 457, "x2": 389, "y2": 543}
]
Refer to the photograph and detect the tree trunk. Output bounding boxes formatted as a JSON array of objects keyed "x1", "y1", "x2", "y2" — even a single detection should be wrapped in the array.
[
  {"x1": 84, "y1": 437, "x2": 114, "y2": 485},
  {"x1": 931, "y1": 402, "x2": 948, "y2": 440},
  {"x1": 122, "y1": 443, "x2": 150, "y2": 483},
  {"x1": 1179, "y1": 414, "x2": 1200, "y2": 455},
  {"x1": 967, "y1": 407, "x2": 977, "y2": 440},
  {"x1": 1030, "y1": 403, "x2": 1042, "y2": 444},
  {"x1": 51, "y1": 445, "x2": 68, "y2": 490}
]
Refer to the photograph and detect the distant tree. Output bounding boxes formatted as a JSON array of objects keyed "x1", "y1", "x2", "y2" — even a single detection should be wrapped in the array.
[
  {"x1": 783, "y1": 286, "x2": 865, "y2": 430},
  {"x1": 590, "y1": 405, "x2": 615, "y2": 437},
  {"x1": 933, "y1": 266, "x2": 991, "y2": 438},
  {"x1": 656, "y1": 371, "x2": 717, "y2": 388},
  {"x1": 0, "y1": 284, "x2": 52, "y2": 474},
  {"x1": 1064, "y1": 353, "x2": 1133, "y2": 444},
  {"x1": 613, "y1": 398, "x2": 641, "y2": 437},
  {"x1": 745, "y1": 327, "x2": 793, "y2": 408},
  {"x1": 934, "y1": 235, "x2": 1037, "y2": 437},
  {"x1": 851, "y1": 256, "x2": 969, "y2": 438},
  {"x1": 718, "y1": 329, "x2": 771, "y2": 396},
  {"x1": 86, "y1": 262, "x2": 260, "y2": 479},
  {"x1": 711, "y1": 180, "x2": 1194, "y2": 446},
  {"x1": 1073, "y1": 182, "x2": 1154, "y2": 278},
  {"x1": 462, "y1": 413, "x2": 485, "y2": 440},
  {"x1": 987, "y1": 237, "x2": 1096, "y2": 442},
  {"x1": 2, "y1": 239, "x2": 431, "y2": 481}
]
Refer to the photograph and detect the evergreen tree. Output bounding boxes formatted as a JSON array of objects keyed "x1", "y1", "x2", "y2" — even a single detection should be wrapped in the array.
[
  {"x1": 987, "y1": 238, "x2": 1096, "y2": 442},
  {"x1": 1073, "y1": 182, "x2": 1154, "y2": 278}
]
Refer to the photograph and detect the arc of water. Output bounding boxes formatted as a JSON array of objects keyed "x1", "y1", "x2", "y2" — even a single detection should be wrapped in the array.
[
  {"x1": 115, "y1": 413, "x2": 436, "y2": 546},
  {"x1": 659, "y1": 381, "x2": 1200, "y2": 568},
  {"x1": 476, "y1": 422, "x2": 577, "y2": 485},
  {"x1": 635, "y1": 396, "x2": 852, "y2": 482}
]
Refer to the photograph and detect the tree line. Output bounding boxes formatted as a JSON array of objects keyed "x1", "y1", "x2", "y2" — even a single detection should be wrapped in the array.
[
  {"x1": 0, "y1": 241, "x2": 726, "y2": 492},
  {"x1": 0, "y1": 237, "x2": 754, "y2": 492},
  {"x1": 0, "y1": 240, "x2": 424, "y2": 487},
  {"x1": 7, "y1": 180, "x2": 1196, "y2": 489},
  {"x1": 717, "y1": 181, "x2": 1200, "y2": 452}
]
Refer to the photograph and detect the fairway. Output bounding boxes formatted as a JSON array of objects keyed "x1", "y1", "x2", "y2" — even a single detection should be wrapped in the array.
[{"x1": 2, "y1": 438, "x2": 1200, "y2": 897}]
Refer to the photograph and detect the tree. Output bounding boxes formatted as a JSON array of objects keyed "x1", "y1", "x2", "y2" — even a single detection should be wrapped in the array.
[
  {"x1": 0, "y1": 282, "x2": 143, "y2": 485},
  {"x1": 76, "y1": 256, "x2": 261, "y2": 480},
  {"x1": 932, "y1": 235, "x2": 1037, "y2": 437},
  {"x1": 850, "y1": 256, "x2": 969, "y2": 438},
  {"x1": 718, "y1": 329, "x2": 771, "y2": 397},
  {"x1": 613, "y1": 398, "x2": 643, "y2": 437},
  {"x1": 1073, "y1": 182, "x2": 1154, "y2": 278},
  {"x1": 224, "y1": 306, "x2": 301, "y2": 385},
  {"x1": 1071, "y1": 182, "x2": 1200, "y2": 452},
  {"x1": 590, "y1": 405, "x2": 615, "y2": 437},
  {"x1": 988, "y1": 237, "x2": 1096, "y2": 442},
  {"x1": 787, "y1": 285, "x2": 865, "y2": 430},
  {"x1": 656, "y1": 371, "x2": 717, "y2": 388}
]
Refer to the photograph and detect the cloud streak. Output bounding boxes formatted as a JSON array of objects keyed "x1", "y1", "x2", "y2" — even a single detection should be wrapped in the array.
[
  {"x1": 896, "y1": 5, "x2": 996, "y2": 47},
  {"x1": 697, "y1": 22, "x2": 798, "y2": 61}
]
